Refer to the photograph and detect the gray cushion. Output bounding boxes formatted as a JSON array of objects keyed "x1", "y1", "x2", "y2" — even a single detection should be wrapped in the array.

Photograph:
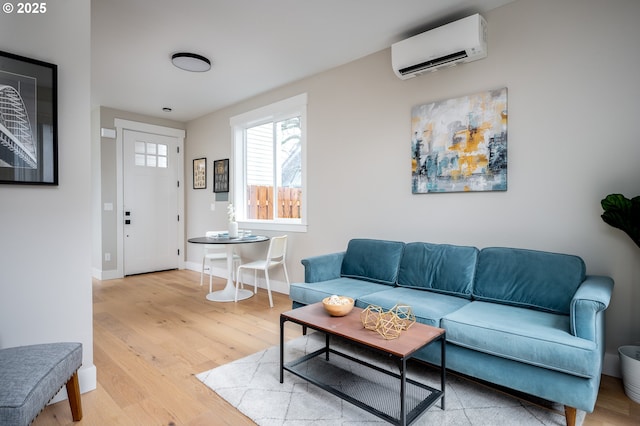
[{"x1": 0, "y1": 342, "x2": 82, "y2": 426}]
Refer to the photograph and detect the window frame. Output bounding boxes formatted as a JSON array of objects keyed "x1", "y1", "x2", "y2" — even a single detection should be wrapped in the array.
[{"x1": 231, "y1": 93, "x2": 308, "y2": 233}]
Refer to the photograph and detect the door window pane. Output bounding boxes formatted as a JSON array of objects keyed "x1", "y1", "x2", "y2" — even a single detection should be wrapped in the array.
[{"x1": 135, "y1": 141, "x2": 146, "y2": 154}]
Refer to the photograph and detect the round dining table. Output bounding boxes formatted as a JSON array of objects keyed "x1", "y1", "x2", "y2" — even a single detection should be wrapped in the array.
[{"x1": 188, "y1": 235, "x2": 269, "y2": 302}]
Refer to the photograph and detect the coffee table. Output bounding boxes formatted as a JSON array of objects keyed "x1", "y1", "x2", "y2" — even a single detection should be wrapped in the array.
[{"x1": 280, "y1": 303, "x2": 445, "y2": 426}]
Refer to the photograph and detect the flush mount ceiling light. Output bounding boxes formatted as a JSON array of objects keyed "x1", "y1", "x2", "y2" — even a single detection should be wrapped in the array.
[{"x1": 171, "y1": 52, "x2": 211, "y2": 72}]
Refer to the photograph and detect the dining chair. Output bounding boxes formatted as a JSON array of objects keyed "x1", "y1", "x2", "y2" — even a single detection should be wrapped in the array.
[
  {"x1": 235, "y1": 235, "x2": 290, "y2": 307},
  {"x1": 201, "y1": 231, "x2": 241, "y2": 292}
]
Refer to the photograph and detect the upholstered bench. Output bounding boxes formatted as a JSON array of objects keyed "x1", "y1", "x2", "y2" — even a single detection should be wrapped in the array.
[{"x1": 0, "y1": 342, "x2": 83, "y2": 425}]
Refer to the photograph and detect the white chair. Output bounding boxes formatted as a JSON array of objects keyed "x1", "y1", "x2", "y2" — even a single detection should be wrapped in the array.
[
  {"x1": 235, "y1": 235, "x2": 290, "y2": 307},
  {"x1": 201, "y1": 235, "x2": 242, "y2": 293}
]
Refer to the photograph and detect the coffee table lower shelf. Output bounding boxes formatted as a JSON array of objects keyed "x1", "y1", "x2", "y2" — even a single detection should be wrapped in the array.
[{"x1": 283, "y1": 342, "x2": 444, "y2": 425}]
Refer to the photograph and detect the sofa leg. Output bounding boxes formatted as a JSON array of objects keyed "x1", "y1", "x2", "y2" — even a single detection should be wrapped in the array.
[
  {"x1": 564, "y1": 405, "x2": 576, "y2": 426},
  {"x1": 66, "y1": 371, "x2": 83, "y2": 421}
]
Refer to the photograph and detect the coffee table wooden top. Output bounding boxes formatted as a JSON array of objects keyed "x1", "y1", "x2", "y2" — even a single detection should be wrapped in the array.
[{"x1": 281, "y1": 303, "x2": 445, "y2": 358}]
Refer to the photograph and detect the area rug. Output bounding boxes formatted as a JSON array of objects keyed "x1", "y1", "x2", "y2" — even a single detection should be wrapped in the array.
[{"x1": 196, "y1": 333, "x2": 585, "y2": 425}]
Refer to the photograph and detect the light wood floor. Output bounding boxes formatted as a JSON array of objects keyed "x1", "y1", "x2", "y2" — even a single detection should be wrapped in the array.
[{"x1": 34, "y1": 270, "x2": 640, "y2": 425}]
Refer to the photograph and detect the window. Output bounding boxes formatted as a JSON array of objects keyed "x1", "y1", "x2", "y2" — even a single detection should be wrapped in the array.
[
  {"x1": 231, "y1": 93, "x2": 307, "y2": 232},
  {"x1": 134, "y1": 141, "x2": 168, "y2": 168}
]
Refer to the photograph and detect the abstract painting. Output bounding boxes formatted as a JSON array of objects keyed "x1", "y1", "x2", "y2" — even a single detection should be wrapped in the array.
[{"x1": 411, "y1": 88, "x2": 507, "y2": 193}]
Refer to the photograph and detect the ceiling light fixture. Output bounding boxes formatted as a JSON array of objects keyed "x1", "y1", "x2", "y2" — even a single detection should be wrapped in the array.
[{"x1": 171, "y1": 52, "x2": 211, "y2": 72}]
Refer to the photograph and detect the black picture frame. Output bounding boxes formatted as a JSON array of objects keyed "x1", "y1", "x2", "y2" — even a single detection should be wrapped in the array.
[
  {"x1": 193, "y1": 157, "x2": 207, "y2": 189},
  {"x1": 0, "y1": 50, "x2": 58, "y2": 185},
  {"x1": 213, "y1": 158, "x2": 229, "y2": 193}
]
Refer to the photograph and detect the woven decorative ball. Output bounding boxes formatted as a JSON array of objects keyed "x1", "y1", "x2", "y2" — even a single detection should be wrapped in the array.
[
  {"x1": 360, "y1": 303, "x2": 415, "y2": 339},
  {"x1": 322, "y1": 296, "x2": 354, "y2": 316},
  {"x1": 360, "y1": 304, "x2": 384, "y2": 330},
  {"x1": 390, "y1": 304, "x2": 416, "y2": 330},
  {"x1": 376, "y1": 310, "x2": 403, "y2": 339}
]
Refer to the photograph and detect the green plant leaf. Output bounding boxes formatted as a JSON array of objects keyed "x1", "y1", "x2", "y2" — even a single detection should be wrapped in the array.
[{"x1": 601, "y1": 193, "x2": 640, "y2": 249}]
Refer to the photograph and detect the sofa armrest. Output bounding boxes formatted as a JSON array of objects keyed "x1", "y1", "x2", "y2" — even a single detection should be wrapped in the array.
[
  {"x1": 301, "y1": 252, "x2": 345, "y2": 283},
  {"x1": 570, "y1": 275, "x2": 614, "y2": 341}
]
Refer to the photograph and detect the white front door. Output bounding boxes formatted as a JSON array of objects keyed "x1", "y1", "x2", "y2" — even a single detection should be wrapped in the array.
[{"x1": 123, "y1": 129, "x2": 180, "y2": 275}]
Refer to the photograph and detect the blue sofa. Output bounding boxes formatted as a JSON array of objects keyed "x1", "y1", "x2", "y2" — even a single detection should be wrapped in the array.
[{"x1": 289, "y1": 239, "x2": 614, "y2": 426}]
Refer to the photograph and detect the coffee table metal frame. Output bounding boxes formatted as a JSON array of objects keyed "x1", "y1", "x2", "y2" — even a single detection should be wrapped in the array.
[{"x1": 280, "y1": 304, "x2": 446, "y2": 426}]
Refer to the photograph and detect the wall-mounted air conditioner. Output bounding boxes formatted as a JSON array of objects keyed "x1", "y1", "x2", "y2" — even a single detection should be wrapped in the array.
[{"x1": 391, "y1": 14, "x2": 487, "y2": 80}]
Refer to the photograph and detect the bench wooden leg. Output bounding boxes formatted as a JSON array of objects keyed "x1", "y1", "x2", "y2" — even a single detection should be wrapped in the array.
[
  {"x1": 65, "y1": 371, "x2": 83, "y2": 421},
  {"x1": 564, "y1": 405, "x2": 576, "y2": 426}
]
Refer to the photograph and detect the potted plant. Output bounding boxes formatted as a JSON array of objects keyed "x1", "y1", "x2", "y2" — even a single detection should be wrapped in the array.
[
  {"x1": 601, "y1": 193, "x2": 640, "y2": 248},
  {"x1": 601, "y1": 193, "x2": 640, "y2": 402}
]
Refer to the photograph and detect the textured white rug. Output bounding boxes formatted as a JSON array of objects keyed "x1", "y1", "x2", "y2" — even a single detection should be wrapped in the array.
[{"x1": 196, "y1": 333, "x2": 584, "y2": 425}]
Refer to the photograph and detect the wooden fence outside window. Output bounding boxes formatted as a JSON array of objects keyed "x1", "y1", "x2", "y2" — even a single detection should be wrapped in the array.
[{"x1": 246, "y1": 185, "x2": 302, "y2": 219}]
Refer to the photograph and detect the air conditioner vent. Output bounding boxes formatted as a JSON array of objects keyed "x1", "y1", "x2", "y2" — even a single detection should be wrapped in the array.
[
  {"x1": 398, "y1": 50, "x2": 468, "y2": 75},
  {"x1": 392, "y1": 14, "x2": 487, "y2": 80}
]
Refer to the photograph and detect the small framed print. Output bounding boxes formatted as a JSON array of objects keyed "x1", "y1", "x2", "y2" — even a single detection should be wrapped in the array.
[
  {"x1": 193, "y1": 157, "x2": 206, "y2": 189},
  {"x1": 213, "y1": 158, "x2": 229, "y2": 193},
  {"x1": 0, "y1": 50, "x2": 58, "y2": 185}
]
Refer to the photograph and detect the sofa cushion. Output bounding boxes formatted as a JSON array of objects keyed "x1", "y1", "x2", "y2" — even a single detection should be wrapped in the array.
[
  {"x1": 397, "y1": 242, "x2": 478, "y2": 299},
  {"x1": 474, "y1": 247, "x2": 586, "y2": 314},
  {"x1": 355, "y1": 287, "x2": 471, "y2": 327},
  {"x1": 442, "y1": 302, "x2": 598, "y2": 378},
  {"x1": 340, "y1": 239, "x2": 404, "y2": 285},
  {"x1": 289, "y1": 277, "x2": 392, "y2": 306}
]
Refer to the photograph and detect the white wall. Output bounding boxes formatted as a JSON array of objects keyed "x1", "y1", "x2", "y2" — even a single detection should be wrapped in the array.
[
  {"x1": 0, "y1": 0, "x2": 96, "y2": 394},
  {"x1": 185, "y1": 0, "x2": 640, "y2": 376},
  {"x1": 94, "y1": 107, "x2": 185, "y2": 278}
]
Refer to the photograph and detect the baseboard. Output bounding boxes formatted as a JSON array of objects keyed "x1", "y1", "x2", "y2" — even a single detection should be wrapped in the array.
[
  {"x1": 92, "y1": 267, "x2": 122, "y2": 280},
  {"x1": 603, "y1": 351, "x2": 621, "y2": 378},
  {"x1": 49, "y1": 364, "x2": 97, "y2": 404}
]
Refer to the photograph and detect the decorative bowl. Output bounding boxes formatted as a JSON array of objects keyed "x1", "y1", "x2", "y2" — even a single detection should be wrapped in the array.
[{"x1": 322, "y1": 295, "x2": 355, "y2": 317}]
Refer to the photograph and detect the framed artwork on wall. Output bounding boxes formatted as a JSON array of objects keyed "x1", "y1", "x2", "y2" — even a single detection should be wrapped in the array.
[
  {"x1": 0, "y1": 50, "x2": 58, "y2": 185},
  {"x1": 411, "y1": 87, "x2": 508, "y2": 193},
  {"x1": 193, "y1": 157, "x2": 206, "y2": 189},
  {"x1": 213, "y1": 158, "x2": 229, "y2": 193}
]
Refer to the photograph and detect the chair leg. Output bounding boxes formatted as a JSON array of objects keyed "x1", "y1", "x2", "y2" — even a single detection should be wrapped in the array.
[
  {"x1": 65, "y1": 371, "x2": 83, "y2": 421},
  {"x1": 265, "y1": 269, "x2": 273, "y2": 308},
  {"x1": 200, "y1": 257, "x2": 206, "y2": 286},
  {"x1": 282, "y1": 264, "x2": 290, "y2": 286},
  {"x1": 254, "y1": 270, "x2": 258, "y2": 294},
  {"x1": 209, "y1": 260, "x2": 214, "y2": 293}
]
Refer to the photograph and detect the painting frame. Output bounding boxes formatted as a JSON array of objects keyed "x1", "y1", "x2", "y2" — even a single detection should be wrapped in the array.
[
  {"x1": 213, "y1": 158, "x2": 229, "y2": 193},
  {"x1": 193, "y1": 157, "x2": 207, "y2": 189},
  {"x1": 0, "y1": 50, "x2": 58, "y2": 185},
  {"x1": 411, "y1": 87, "x2": 508, "y2": 194}
]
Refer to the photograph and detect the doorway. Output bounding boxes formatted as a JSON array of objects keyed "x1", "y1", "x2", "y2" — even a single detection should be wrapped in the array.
[{"x1": 115, "y1": 119, "x2": 185, "y2": 277}]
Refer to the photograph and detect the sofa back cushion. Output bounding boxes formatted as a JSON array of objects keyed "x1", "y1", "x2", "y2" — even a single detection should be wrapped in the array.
[
  {"x1": 397, "y1": 242, "x2": 478, "y2": 298},
  {"x1": 474, "y1": 247, "x2": 586, "y2": 314},
  {"x1": 341, "y1": 239, "x2": 404, "y2": 285}
]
